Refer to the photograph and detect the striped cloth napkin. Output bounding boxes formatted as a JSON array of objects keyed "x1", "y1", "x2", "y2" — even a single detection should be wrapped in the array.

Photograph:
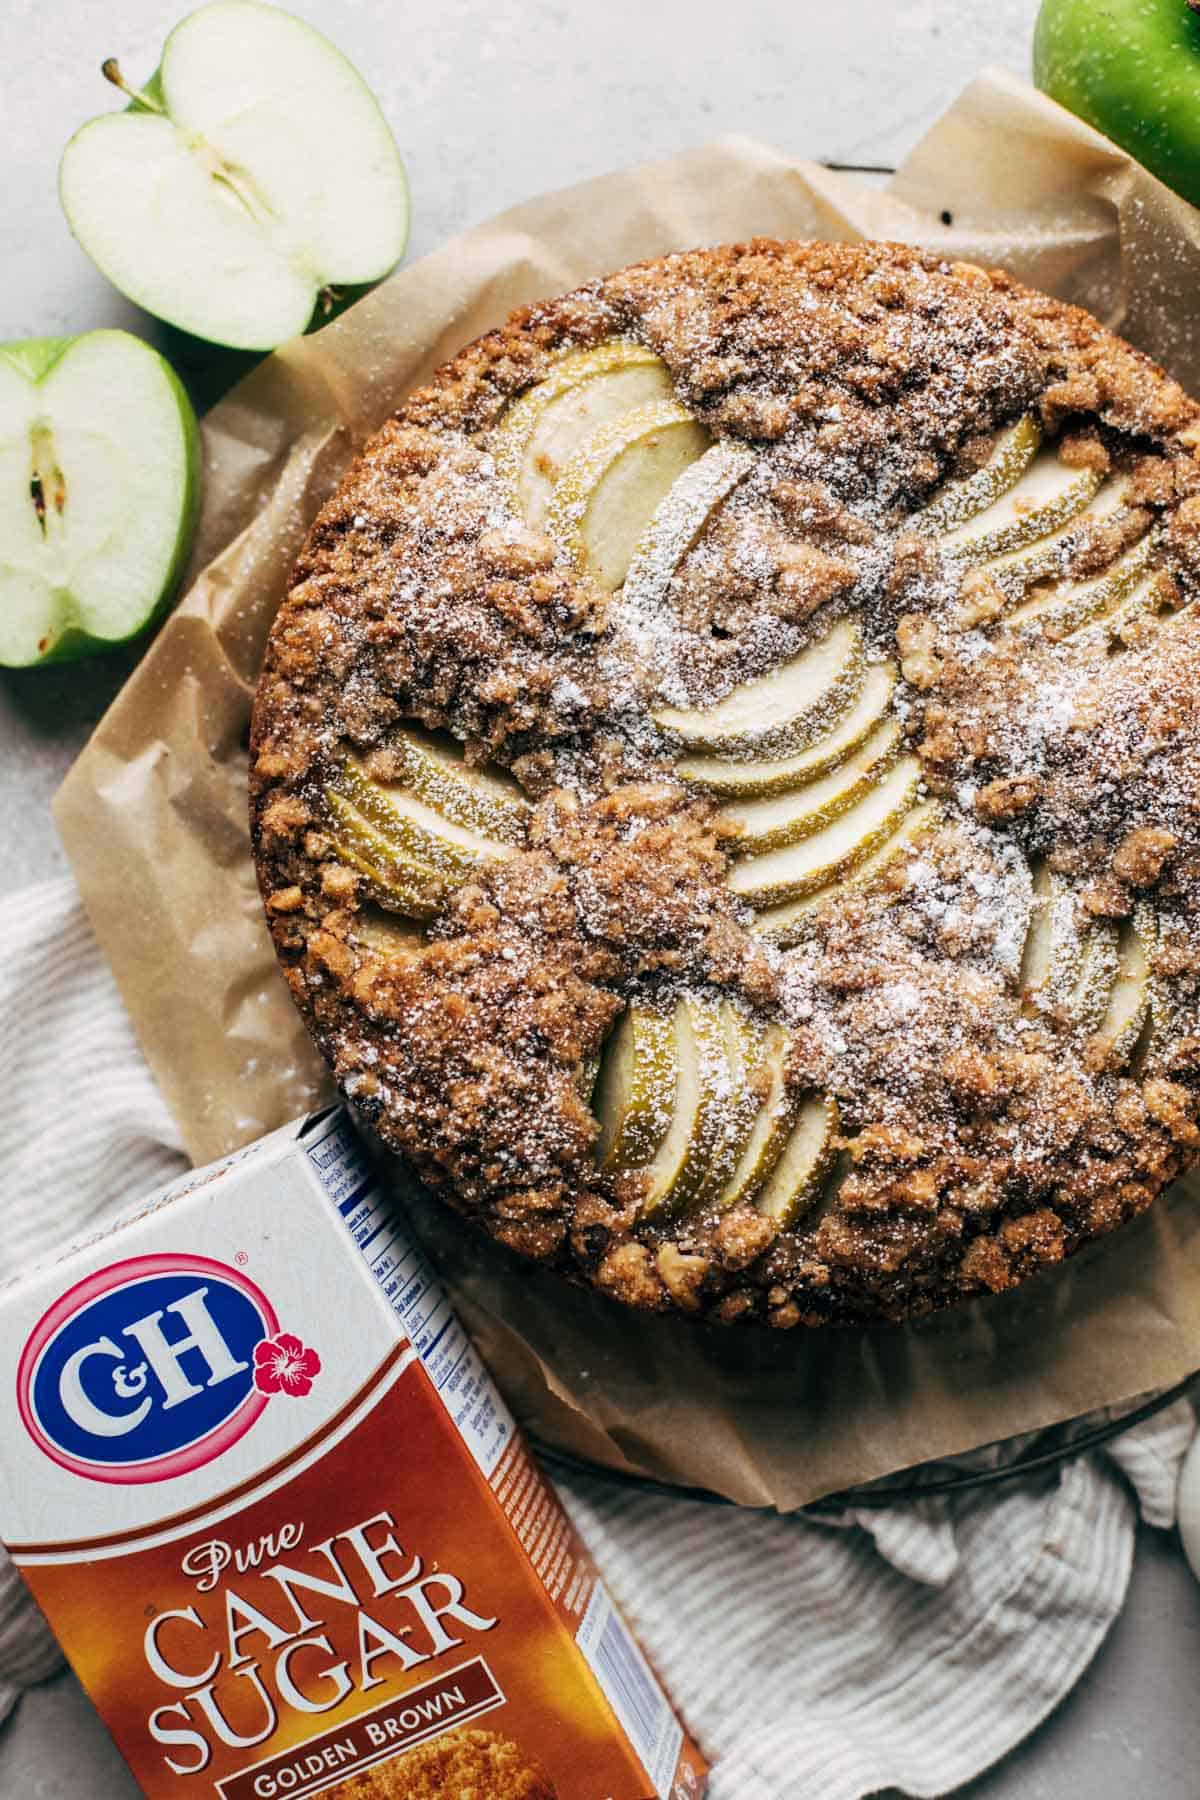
[{"x1": 0, "y1": 875, "x2": 1194, "y2": 1799}]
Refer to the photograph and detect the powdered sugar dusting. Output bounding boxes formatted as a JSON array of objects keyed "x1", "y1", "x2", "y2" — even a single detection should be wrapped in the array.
[{"x1": 250, "y1": 240, "x2": 1200, "y2": 1327}]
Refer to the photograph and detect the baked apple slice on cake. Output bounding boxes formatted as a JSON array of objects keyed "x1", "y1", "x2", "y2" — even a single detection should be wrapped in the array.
[
  {"x1": 712, "y1": 1026, "x2": 800, "y2": 1209},
  {"x1": 692, "y1": 1005, "x2": 772, "y2": 1209},
  {"x1": 935, "y1": 450, "x2": 1102, "y2": 564},
  {"x1": 623, "y1": 997, "x2": 733, "y2": 1221},
  {"x1": 323, "y1": 744, "x2": 517, "y2": 919},
  {"x1": 1005, "y1": 533, "x2": 1158, "y2": 638},
  {"x1": 1092, "y1": 908, "x2": 1156, "y2": 1068},
  {"x1": 545, "y1": 398, "x2": 710, "y2": 590},
  {"x1": 676, "y1": 662, "x2": 898, "y2": 799},
  {"x1": 621, "y1": 441, "x2": 758, "y2": 610},
  {"x1": 728, "y1": 756, "x2": 922, "y2": 907},
  {"x1": 718, "y1": 718, "x2": 904, "y2": 854},
  {"x1": 655, "y1": 617, "x2": 864, "y2": 757},
  {"x1": 754, "y1": 1093, "x2": 841, "y2": 1229},
  {"x1": 594, "y1": 1003, "x2": 678, "y2": 1173},
  {"x1": 916, "y1": 414, "x2": 1042, "y2": 535},
  {"x1": 323, "y1": 794, "x2": 452, "y2": 920},
  {"x1": 493, "y1": 340, "x2": 675, "y2": 525},
  {"x1": 385, "y1": 728, "x2": 531, "y2": 845},
  {"x1": 751, "y1": 800, "x2": 943, "y2": 946}
]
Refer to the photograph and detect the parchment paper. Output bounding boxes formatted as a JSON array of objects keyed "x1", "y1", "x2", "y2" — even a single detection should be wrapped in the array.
[{"x1": 54, "y1": 69, "x2": 1200, "y2": 1506}]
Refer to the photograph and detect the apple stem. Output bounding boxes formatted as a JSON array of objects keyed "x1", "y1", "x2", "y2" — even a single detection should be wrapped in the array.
[{"x1": 101, "y1": 58, "x2": 165, "y2": 114}]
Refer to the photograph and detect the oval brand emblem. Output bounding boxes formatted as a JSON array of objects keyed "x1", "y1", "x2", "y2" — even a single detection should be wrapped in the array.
[{"x1": 17, "y1": 1255, "x2": 281, "y2": 1485}]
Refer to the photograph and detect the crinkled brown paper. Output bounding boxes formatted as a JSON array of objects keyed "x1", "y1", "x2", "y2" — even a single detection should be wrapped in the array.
[{"x1": 55, "y1": 70, "x2": 1200, "y2": 1508}]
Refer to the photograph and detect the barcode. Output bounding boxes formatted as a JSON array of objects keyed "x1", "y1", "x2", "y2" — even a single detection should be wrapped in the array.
[{"x1": 576, "y1": 1584, "x2": 682, "y2": 1797}]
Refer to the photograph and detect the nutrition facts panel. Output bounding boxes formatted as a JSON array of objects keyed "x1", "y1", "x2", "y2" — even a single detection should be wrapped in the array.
[
  {"x1": 576, "y1": 1581, "x2": 684, "y2": 1799},
  {"x1": 305, "y1": 1110, "x2": 514, "y2": 1477}
]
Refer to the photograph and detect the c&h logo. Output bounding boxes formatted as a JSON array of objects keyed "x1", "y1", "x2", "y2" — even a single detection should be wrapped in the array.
[{"x1": 16, "y1": 1255, "x2": 321, "y2": 1485}]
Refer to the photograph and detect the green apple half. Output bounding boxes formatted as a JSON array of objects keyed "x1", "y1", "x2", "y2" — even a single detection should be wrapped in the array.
[
  {"x1": 0, "y1": 331, "x2": 199, "y2": 667},
  {"x1": 59, "y1": 1, "x2": 410, "y2": 351},
  {"x1": 1034, "y1": 0, "x2": 1200, "y2": 212}
]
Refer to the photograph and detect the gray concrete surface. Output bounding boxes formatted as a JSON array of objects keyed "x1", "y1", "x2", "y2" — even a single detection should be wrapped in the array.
[{"x1": 0, "y1": 0, "x2": 1195, "y2": 1793}]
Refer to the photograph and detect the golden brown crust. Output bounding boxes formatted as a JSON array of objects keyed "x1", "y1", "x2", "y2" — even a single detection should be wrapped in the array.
[
  {"x1": 251, "y1": 239, "x2": 1200, "y2": 1327},
  {"x1": 325, "y1": 1728, "x2": 556, "y2": 1799}
]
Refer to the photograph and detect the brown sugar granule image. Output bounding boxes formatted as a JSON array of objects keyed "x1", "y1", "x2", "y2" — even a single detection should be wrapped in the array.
[
  {"x1": 325, "y1": 1728, "x2": 557, "y2": 1799},
  {"x1": 252, "y1": 239, "x2": 1200, "y2": 1328}
]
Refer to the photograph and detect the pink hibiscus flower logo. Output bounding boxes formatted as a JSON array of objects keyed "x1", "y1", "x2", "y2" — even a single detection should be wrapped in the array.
[{"x1": 252, "y1": 1333, "x2": 322, "y2": 1398}]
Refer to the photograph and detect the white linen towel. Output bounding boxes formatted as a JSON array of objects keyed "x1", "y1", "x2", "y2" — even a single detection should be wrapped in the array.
[{"x1": 0, "y1": 875, "x2": 1194, "y2": 1798}]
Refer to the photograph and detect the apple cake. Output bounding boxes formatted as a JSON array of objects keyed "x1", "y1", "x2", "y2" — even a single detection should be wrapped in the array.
[{"x1": 251, "y1": 239, "x2": 1200, "y2": 1328}]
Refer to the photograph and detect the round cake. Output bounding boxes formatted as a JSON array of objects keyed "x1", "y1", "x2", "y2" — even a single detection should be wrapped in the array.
[{"x1": 250, "y1": 239, "x2": 1200, "y2": 1328}]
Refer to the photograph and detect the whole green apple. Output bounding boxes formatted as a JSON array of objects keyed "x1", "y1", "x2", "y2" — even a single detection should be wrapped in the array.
[{"x1": 1034, "y1": 0, "x2": 1200, "y2": 209}]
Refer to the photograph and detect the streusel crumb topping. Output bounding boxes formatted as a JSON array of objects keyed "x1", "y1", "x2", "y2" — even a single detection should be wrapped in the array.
[{"x1": 252, "y1": 240, "x2": 1200, "y2": 1326}]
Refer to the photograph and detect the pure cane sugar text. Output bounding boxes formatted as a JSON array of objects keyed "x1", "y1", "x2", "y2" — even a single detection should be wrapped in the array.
[{"x1": 0, "y1": 1110, "x2": 707, "y2": 1799}]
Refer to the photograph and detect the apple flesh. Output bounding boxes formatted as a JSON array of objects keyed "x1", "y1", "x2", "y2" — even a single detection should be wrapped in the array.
[
  {"x1": 385, "y1": 729, "x2": 531, "y2": 847},
  {"x1": 545, "y1": 398, "x2": 710, "y2": 591},
  {"x1": 752, "y1": 799, "x2": 943, "y2": 947},
  {"x1": 1035, "y1": 0, "x2": 1200, "y2": 211},
  {"x1": 654, "y1": 617, "x2": 865, "y2": 757},
  {"x1": 677, "y1": 664, "x2": 899, "y2": 800},
  {"x1": 938, "y1": 453, "x2": 1101, "y2": 565},
  {"x1": 714, "y1": 1025, "x2": 799, "y2": 1210},
  {"x1": 1021, "y1": 865, "x2": 1086, "y2": 1018},
  {"x1": 59, "y1": 1, "x2": 409, "y2": 351},
  {"x1": 623, "y1": 440, "x2": 758, "y2": 611},
  {"x1": 727, "y1": 755, "x2": 923, "y2": 906},
  {"x1": 1092, "y1": 907, "x2": 1155, "y2": 1067},
  {"x1": 593, "y1": 1004, "x2": 678, "y2": 1172},
  {"x1": 755, "y1": 1092, "x2": 839, "y2": 1228},
  {"x1": 694, "y1": 1005, "x2": 771, "y2": 1208},
  {"x1": 638, "y1": 996, "x2": 734, "y2": 1221},
  {"x1": 494, "y1": 341, "x2": 675, "y2": 526},
  {"x1": 720, "y1": 717, "x2": 904, "y2": 854},
  {"x1": 1006, "y1": 533, "x2": 1159, "y2": 638},
  {"x1": 916, "y1": 414, "x2": 1041, "y2": 536},
  {"x1": 0, "y1": 331, "x2": 199, "y2": 667}
]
